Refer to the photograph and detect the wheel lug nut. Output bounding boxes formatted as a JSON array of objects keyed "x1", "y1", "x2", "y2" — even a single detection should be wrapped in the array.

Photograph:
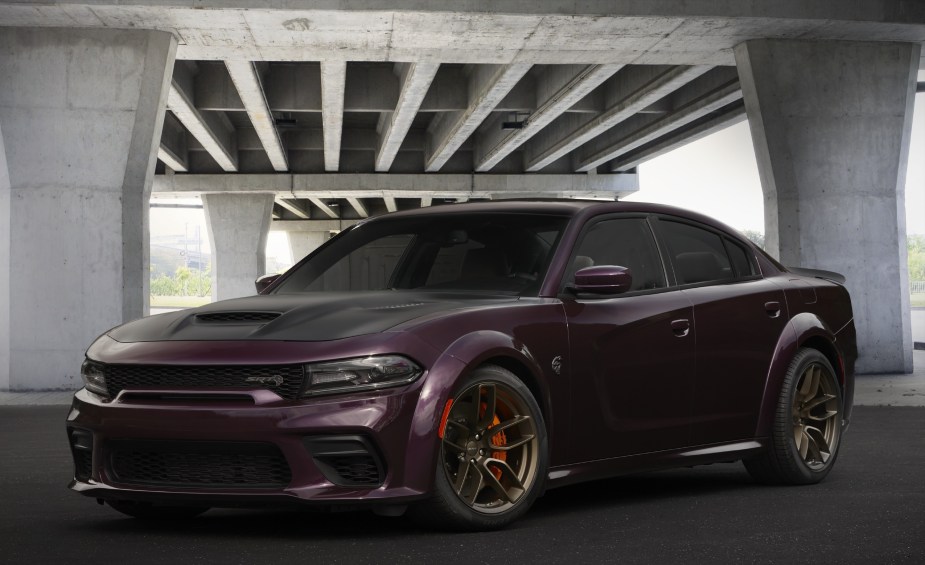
[
  {"x1": 470, "y1": 458, "x2": 476, "y2": 464},
  {"x1": 479, "y1": 449, "x2": 486, "y2": 456},
  {"x1": 474, "y1": 434, "x2": 480, "y2": 440}
]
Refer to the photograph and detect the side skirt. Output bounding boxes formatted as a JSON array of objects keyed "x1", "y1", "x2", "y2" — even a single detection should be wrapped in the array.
[{"x1": 545, "y1": 439, "x2": 768, "y2": 490}]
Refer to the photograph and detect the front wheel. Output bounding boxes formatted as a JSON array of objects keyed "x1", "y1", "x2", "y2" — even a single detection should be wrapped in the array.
[
  {"x1": 411, "y1": 365, "x2": 548, "y2": 531},
  {"x1": 745, "y1": 348, "x2": 843, "y2": 485}
]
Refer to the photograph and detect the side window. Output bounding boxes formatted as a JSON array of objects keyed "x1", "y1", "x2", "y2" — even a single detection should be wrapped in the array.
[
  {"x1": 660, "y1": 221, "x2": 733, "y2": 285},
  {"x1": 724, "y1": 238, "x2": 756, "y2": 278},
  {"x1": 567, "y1": 218, "x2": 666, "y2": 291}
]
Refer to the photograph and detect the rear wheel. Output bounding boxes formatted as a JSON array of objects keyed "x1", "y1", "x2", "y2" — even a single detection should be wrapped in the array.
[
  {"x1": 411, "y1": 365, "x2": 547, "y2": 531},
  {"x1": 745, "y1": 348, "x2": 843, "y2": 484},
  {"x1": 107, "y1": 500, "x2": 209, "y2": 520}
]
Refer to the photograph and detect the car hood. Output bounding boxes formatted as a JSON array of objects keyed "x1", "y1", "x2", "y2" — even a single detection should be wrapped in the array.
[{"x1": 108, "y1": 291, "x2": 519, "y2": 343}]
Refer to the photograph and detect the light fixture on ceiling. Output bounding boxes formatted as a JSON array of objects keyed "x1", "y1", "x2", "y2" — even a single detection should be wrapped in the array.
[{"x1": 501, "y1": 112, "x2": 530, "y2": 129}]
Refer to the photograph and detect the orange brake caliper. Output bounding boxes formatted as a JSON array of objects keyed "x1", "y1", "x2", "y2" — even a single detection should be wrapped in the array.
[{"x1": 480, "y1": 402, "x2": 507, "y2": 480}]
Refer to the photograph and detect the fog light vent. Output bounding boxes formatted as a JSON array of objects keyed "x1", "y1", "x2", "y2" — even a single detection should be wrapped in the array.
[
  {"x1": 68, "y1": 428, "x2": 94, "y2": 482},
  {"x1": 304, "y1": 436, "x2": 385, "y2": 487}
]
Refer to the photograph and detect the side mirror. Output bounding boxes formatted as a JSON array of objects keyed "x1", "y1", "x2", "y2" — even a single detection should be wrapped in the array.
[
  {"x1": 255, "y1": 273, "x2": 281, "y2": 294},
  {"x1": 571, "y1": 265, "x2": 633, "y2": 295}
]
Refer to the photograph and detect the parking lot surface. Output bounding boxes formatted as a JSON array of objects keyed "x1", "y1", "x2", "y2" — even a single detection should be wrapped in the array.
[{"x1": 1, "y1": 405, "x2": 923, "y2": 564}]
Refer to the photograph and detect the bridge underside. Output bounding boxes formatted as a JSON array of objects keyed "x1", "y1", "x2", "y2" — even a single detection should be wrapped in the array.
[{"x1": 1, "y1": 2, "x2": 924, "y2": 388}]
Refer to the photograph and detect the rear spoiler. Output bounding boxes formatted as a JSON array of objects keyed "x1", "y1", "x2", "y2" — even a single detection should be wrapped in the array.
[{"x1": 787, "y1": 267, "x2": 846, "y2": 285}]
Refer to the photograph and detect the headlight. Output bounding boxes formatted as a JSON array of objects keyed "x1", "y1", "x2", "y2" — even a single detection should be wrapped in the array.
[
  {"x1": 301, "y1": 355, "x2": 423, "y2": 397},
  {"x1": 80, "y1": 359, "x2": 109, "y2": 397}
]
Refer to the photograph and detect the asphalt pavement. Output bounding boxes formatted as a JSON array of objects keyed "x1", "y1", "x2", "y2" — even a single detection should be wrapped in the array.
[{"x1": 0, "y1": 405, "x2": 923, "y2": 564}]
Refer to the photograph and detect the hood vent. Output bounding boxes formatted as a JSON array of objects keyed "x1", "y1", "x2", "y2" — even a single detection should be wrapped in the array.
[
  {"x1": 195, "y1": 312, "x2": 281, "y2": 323},
  {"x1": 367, "y1": 302, "x2": 427, "y2": 310}
]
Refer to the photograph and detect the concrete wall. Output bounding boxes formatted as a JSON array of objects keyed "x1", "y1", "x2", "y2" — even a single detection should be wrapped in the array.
[
  {"x1": 0, "y1": 28, "x2": 176, "y2": 390},
  {"x1": 203, "y1": 193, "x2": 275, "y2": 301},
  {"x1": 736, "y1": 39, "x2": 921, "y2": 374}
]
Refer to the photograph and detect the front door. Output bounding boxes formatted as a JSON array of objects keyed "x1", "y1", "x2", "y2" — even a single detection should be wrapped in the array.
[{"x1": 562, "y1": 217, "x2": 696, "y2": 463}]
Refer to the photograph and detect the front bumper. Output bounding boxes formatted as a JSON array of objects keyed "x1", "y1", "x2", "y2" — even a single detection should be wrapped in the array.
[{"x1": 66, "y1": 382, "x2": 438, "y2": 508}]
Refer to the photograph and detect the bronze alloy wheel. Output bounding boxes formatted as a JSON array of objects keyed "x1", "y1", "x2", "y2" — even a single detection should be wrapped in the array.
[
  {"x1": 744, "y1": 347, "x2": 843, "y2": 485},
  {"x1": 411, "y1": 364, "x2": 547, "y2": 530},
  {"x1": 791, "y1": 360, "x2": 841, "y2": 470},
  {"x1": 440, "y1": 380, "x2": 541, "y2": 514}
]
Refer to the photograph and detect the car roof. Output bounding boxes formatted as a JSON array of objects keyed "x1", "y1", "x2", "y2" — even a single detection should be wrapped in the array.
[{"x1": 370, "y1": 199, "x2": 747, "y2": 240}]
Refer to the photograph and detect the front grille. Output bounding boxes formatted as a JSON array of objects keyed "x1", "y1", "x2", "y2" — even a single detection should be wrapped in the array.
[
  {"x1": 195, "y1": 312, "x2": 281, "y2": 323},
  {"x1": 97, "y1": 363, "x2": 305, "y2": 400},
  {"x1": 108, "y1": 441, "x2": 291, "y2": 489}
]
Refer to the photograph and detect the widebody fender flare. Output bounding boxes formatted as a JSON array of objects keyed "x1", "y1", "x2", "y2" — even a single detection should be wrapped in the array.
[
  {"x1": 755, "y1": 312, "x2": 839, "y2": 438},
  {"x1": 403, "y1": 330, "x2": 550, "y2": 494}
]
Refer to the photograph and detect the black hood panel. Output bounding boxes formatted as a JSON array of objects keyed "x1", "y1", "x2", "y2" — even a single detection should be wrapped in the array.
[{"x1": 109, "y1": 292, "x2": 516, "y2": 343}]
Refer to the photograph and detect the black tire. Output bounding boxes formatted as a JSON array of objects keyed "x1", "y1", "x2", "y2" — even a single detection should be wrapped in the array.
[
  {"x1": 107, "y1": 500, "x2": 209, "y2": 520},
  {"x1": 410, "y1": 365, "x2": 548, "y2": 531},
  {"x1": 744, "y1": 348, "x2": 844, "y2": 485}
]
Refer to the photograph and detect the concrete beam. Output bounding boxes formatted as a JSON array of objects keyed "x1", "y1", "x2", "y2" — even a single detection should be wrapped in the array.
[
  {"x1": 474, "y1": 64, "x2": 623, "y2": 172},
  {"x1": 309, "y1": 197, "x2": 339, "y2": 219},
  {"x1": 376, "y1": 63, "x2": 440, "y2": 172},
  {"x1": 157, "y1": 144, "x2": 187, "y2": 172},
  {"x1": 426, "y1": 63, "x2": 531, "y2": 172},
  {"x1": 167, "y1": 64, "x2": 237, "y2": 172},
  {"x1": 153, "y1": 173, "x2": 638, "y2": 200},
  {"x1": 320, "y1": 61, "x2": 346, "y2": 171},
  {"x1": 225, "y1": 60, "x2": 288, "y2": 171},
  {"x1": 421, "y1": 197, "x2": 432, "y2": 207},
  {"x1": 383, "y1": 196, "x2": 398, "y2": 213},
  {"x1": 274, "y1": 198, "x2": 310, "y2": 219},
  {"x1": 270, "y1": 219, "x2": 344, "y2": 232},
  {"x1": 610, "y1": 101, "x2": 747, "y2": 172},
  {"x1": 524, "y1": 65, "x2": 711, "y2": 172},
  {"x1": 4, "y1": 5, "x2": 925, "y2": 65},
  {"x1": 576, "y1": 70, "x2": 742, "y2": 172},
  {"x1": 346, "y1": 196, "x2": 369, "y2": 218},
  {"x1": 158, "y1": 112, "x2": 188, "y2": 172}
]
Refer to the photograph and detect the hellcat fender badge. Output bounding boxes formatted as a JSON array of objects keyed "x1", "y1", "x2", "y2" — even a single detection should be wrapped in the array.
[
  {"x1": 245, "y1": 375, "x2": 284, "y2": 386},
  {"x1": 551, "y1": 356, "x2": 562, "y2": 375}
]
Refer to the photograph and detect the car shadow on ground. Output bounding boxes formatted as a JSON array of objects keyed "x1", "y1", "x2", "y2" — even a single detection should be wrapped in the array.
[{"x1": 66, "y1": 463, "x2": 761, "y2": 539}]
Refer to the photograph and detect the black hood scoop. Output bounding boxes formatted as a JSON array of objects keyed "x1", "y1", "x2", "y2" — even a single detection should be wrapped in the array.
[{"x1": 195, "y1": 312, "x2": 282, "y2": 323}]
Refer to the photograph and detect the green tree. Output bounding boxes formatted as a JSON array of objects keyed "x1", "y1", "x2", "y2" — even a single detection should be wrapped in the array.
[
  {"x1": 908, "y1": 235, "x2": 925, "y2": 282},
  {"x1": 741, "y1": 230, "x2": 765, "y2": 249}
]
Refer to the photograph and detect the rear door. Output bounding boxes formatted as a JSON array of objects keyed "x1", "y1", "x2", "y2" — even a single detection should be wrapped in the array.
[
  {"x1": 562, "y1": 216, "x2": 696, "y2": 462},
  {"x1": 654, "y1": 218, "x2": 788, "y2": 445}
]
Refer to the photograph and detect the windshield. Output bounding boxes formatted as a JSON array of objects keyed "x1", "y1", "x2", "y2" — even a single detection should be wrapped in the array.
[{"x1": 272, "y1": 213, "x2": 569, "y2": 296}]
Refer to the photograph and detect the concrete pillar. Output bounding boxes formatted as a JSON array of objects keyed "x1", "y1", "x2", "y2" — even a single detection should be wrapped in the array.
[
  {"x1": 287, "y1": 231, "x2": 330, "y2": 263},
  {"x1": 735, "y1": 39, "x2": 920, "y2": 373},
  {"x1": 203, "y1": 193, "x2": 274, "y2": 301},
  {"x1": 0, "y1": 120, "x2": 11, "y2": 391},
  {"x1": 0, "y1": 28, "x2": 176, "y2": 390}
]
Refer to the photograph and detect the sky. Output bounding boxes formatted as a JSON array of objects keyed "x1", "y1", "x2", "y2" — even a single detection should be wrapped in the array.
[
  {"x1": 151, "y1": 80, "x2": 925, "y2": 267},
  {"x1": 627, "y1": 87, "x2": 925, "y2": 235}
]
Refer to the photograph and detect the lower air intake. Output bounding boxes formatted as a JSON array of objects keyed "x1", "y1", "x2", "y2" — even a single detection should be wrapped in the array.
[{"x1": 108, "y1": 440, "x2": 291, "y2": 489}]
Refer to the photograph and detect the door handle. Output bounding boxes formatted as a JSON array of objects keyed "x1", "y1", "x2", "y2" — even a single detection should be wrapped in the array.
[
  {"x1": 764, "y1": 301, "x2": 781, "y2": 318},
  {"x1": 670, "y1": 318, "x2": 690, "y2": 337}
]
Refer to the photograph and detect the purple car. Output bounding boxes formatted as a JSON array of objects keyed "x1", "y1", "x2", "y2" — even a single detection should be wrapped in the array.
[{"x1": 67, "y1": 200, "x2": 856, "y2": 530}]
